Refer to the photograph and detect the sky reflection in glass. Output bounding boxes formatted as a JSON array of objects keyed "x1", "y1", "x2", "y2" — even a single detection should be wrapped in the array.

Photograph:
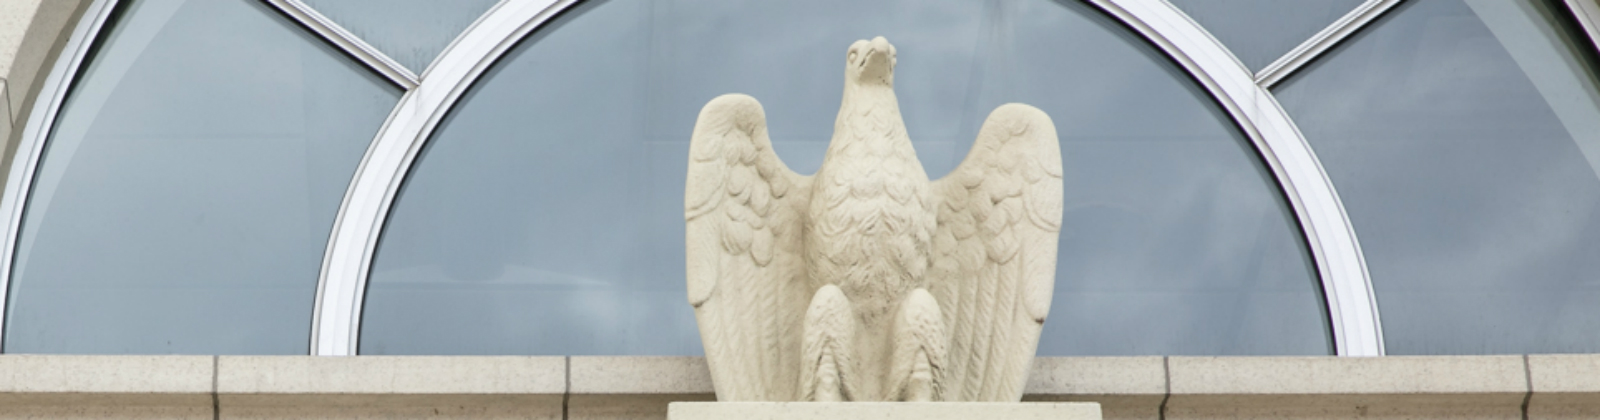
[
  {"x1": 1276, "y1": 0, "x2": 1600, "y2": 355},
  {"x1": 5, "y1": 0, "x2": 399, "y2": 354},
  {"x1": 301, "y1": 0, "x2": 500, "y2": 74},
  {"x1": 1168, "y1": 0, "x2": 1364, "y2": 71}
]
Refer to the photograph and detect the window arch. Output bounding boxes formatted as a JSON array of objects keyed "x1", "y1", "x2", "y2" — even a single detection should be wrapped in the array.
[
  {"x1": 18, "y1": 0, "x2": 1598, "y2": 357},
  {"x1": 355, "y1": 0, "x2": 1329, "y2": 356},
  {"x1": 1275, "y1": 0, "x2": 1600, "y2": 354},
  {"x1": 0, "y1": 0, "x2": 400, "y2": 354}
]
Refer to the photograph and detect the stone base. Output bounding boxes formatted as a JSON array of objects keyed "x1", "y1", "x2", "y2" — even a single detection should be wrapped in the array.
[{"x1": 667, "y1": 402, "x2": 1102, "y2": 420}]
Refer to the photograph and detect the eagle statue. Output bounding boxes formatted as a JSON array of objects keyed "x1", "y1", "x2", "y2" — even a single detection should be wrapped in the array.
[{"x1": 684, "y1": 36, "x2": 1064, "y2": 402}]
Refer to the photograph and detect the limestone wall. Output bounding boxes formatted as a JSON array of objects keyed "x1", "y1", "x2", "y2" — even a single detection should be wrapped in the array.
[
  {"x1": 0, "y1": 0, "x2": 42, "y2": 147},
  {"x1": 0, "y1": 0, "x2": 85, "y2": 182}
]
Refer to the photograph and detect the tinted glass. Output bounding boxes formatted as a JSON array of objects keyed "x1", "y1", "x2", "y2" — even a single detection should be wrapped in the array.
[
  {"x1": 5, "y1": 0, "x2": 400, "y2": 354},
  {"x1": 1275, "y1": 0, "x2": 1600, "y2": 354},
  {"x1": 1169, "y1": 0, "x2": 1364, "y2": 71},
  {"x1": 362, "y1": 0, "x2": 1328, "y2": 356},
  {"x1": 300, "y1": 0, "x2": 501, "y2": 74}
]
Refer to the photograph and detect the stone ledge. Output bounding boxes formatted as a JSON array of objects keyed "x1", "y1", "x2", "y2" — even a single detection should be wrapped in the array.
[
  {"x1": 1166, "y1": 356, "x2": 1529, "y2": 420},
  {"x1": 569, "y1": 357, "x2": 716, "y2": 420},
  {"x1": 1168, "y1": 355, "x2": 1527, "y2": 396},
  {"x1": 1167, "y1": 355, "x2": 1528, "y2": 407},
  {"x1": 215, "y1": 356, "x2": 566, "y2": 420},
  {"x1": 0, "y1": 355, "x2": 211, "y2": 394},
  {"x1": 570, "y1": 356, "x2": 713, "y2": 395},
  {"x1": 1023, "y1": 357, "x2": 1164, "y2": 420},
  {"x1": 0, "y1": 355, "x2": 1589, "y2": 419},
  {"x1": 1528, "y1": 354, "x2": 1600, "y2": 419},
  {"x1": 217, "y1": 356, "x2": 565, "y2": 395}
]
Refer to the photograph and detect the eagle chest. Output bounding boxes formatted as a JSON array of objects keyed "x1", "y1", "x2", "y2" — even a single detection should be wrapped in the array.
[{"x1": 806, "y1": 146, "x2": 935, "y2": 322}]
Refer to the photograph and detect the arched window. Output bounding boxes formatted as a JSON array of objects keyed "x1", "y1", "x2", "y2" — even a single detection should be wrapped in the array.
[
  {"x1": 360, "y1": 0, "x2": 1328, "y2": 356},
  {"x1": 1276, "y1": 0, "x2": 1600, "y2": 354},
  {"x1": 4, "y1": 0, "x2": 399, "y2": 353}
]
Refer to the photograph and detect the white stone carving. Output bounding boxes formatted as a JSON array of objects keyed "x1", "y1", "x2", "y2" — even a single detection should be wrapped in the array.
[{"x1": 685, "y1": 37, "x2": 1063, "y2": 402}]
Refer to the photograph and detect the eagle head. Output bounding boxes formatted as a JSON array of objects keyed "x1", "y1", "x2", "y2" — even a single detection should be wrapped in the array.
[{"x1": 846, "y1": 36, "x2": 896, "y2": 88}]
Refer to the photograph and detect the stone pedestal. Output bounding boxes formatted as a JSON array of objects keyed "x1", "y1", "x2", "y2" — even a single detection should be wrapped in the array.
[{"x1": 667, "y1": 402, "x2": 1101, "y2": 420}]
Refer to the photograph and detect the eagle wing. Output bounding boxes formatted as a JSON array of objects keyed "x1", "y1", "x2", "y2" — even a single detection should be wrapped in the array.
[
  {"x1": 929, "y1": 103, "x2": 1064, "y2": 401},
  {"x1": 685, "y1": 94, "x2": 815, "y2": 401}
]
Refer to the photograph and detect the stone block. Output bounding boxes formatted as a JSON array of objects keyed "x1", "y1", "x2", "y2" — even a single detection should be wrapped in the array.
[
  {"x1": 216, "y1": 394, "x2": 561, "y2": 420},
  {"x1": 571, "y1": 356, "x2": 715, "y2": 395},
  {"x1": 0, "y1": 405, "x2": 210, "y2": 420},
  {"x1": 1166, "y1": 356, "x2": 1526, "y2": 420},
  {"x1": 667, "y1": 402, "x2": 1101, "y2": 420},
  {"x1": 218, "y1": 355, "x2": 564, "y2": 395},
  {"x1": 0, "y1": 355, "x2": 212, "y2": 419},
  {"x1": 216, "y1": 356, "x2": 564, "y2": 420},
  {"x1": 1528, "y1": 354, "x2": 1600, "y2": 419},
  {"x1": 0, "y1": 354, "x2": 212, "y2": 394},
  {"x1": 1023, "y1": 356, "x2": 1165, "y2": 420},
  {"x1": 569, "y1": 356, "x2": 716, "y2": 420}
]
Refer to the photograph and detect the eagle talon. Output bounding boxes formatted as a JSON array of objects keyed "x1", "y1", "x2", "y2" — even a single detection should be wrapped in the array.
[
  {"x1": 891, "y1": 288, "x2": 946, "y2": 401},
  {"x1": 801, "y1": 285, "x2": 857, "y2": 401},
  {"x1": 904, "y1": 351, "x2": 935, "y2": 402}
]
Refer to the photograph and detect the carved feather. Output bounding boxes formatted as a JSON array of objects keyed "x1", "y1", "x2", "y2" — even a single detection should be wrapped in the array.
[
  {"x1": 928, "y1": 103, "x2": 1063, "y2": 401},
  {"x1": 685, "y1": 94, "x2": 815, "y2": 401}
]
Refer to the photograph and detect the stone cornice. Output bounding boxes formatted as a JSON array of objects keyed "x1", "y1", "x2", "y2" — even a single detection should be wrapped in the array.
[{"x1": 0, "y1": 355, "x2": 1590, "y2": 419}]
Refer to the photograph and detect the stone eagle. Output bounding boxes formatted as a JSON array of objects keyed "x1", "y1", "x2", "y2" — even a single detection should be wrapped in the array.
[{"x1": 684, "y1": 37, "x2": 1063, "y2": 402}]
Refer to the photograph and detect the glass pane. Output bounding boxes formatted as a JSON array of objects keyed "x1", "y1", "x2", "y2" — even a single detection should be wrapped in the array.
[
  {"x1": 1275, "y1": 0, "x2": 1600, "y2": 354},
  {"x1": 1168, "y1": 0, "x2": 1365, "y2": 71},
  {"x1": 4, "y1": 0, "x2": 400, "y2": 354},
  {"x1": 300, "y1": 0, "x2": 501, "y2": 74},
  {"x1": 362, "y1": 0, "x2": 1327, "y2": 356}
]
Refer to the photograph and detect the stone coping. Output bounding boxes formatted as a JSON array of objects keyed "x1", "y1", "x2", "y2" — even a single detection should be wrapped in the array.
[{"x1": 0, "y1": 355, "x2": 1589, "y2": 419}]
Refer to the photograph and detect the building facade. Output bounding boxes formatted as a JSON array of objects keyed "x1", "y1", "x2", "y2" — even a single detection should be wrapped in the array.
[{"x1": 0, "y1": 0, "x2": 1599, "y2": 419}]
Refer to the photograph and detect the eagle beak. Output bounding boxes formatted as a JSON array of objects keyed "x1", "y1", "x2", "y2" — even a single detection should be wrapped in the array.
[{"x1": 861, "y1": 37, "x2": 895, "y2": 83}]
